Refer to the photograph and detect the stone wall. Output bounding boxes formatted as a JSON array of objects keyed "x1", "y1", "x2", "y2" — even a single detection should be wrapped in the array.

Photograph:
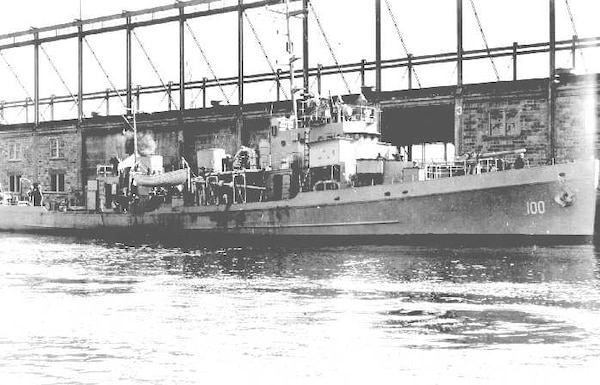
[
  {"x1": 0, "y1": 123, "x2": 81, "y2": 202},
  {"x1": 461, "y1": 80, "x2": 551, "y2": 166},
  {"x1": 0, "y1": 127, "x2": 34, "y2": 196},
  {"x1": 379, "y1": 75, "x2": 600, "y2": 166},
  {"x1": 37, "y1": 125, "x2": 82, "y2": 200},
  {"x1": 459, "y1": 75, "x2": 599, "y2": 165},
  {"x1": 1, "y1": 77, "x2": 599, "y2": 200},
  {"x1": 555, "y1": 74, "x2": 599, "y2": 162}
]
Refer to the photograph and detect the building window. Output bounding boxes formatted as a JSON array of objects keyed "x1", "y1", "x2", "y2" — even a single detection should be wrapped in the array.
[
  {"x1": 9, "y1": 175, "x2": 21, "y2": 192},
  {"x1": 8, "y1": 143, "x2": 22, "y2": 161},
  {"x1": 488, "y1": 110, "x2": 507, "y2": 136},
  {"x1": 50, "y1": 173, "x2": 65, "y2": 192},
  {"x1": 487, "y1": 107, "x2": 520, "y2": 137},
  {"x1": 50, "y1": 138, "x2": 64, "y2": 158}
]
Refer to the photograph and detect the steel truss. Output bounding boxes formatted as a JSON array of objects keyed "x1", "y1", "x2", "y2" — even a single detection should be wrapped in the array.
[{"x1": 0, "y1": 0, "x2": 596, "y2": 124}]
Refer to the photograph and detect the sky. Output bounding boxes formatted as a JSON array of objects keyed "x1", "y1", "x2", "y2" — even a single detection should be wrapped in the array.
[{"x1": 0, "y1": 0, "x2": 599, "y2": 122}]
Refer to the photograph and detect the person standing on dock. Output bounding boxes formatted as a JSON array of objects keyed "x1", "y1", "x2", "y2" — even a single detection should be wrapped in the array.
[
  {"x1": 514, "y1": 153, "x2": 525, "y2": 169},
  {"x1": 32, "y1": 183, "x2": 43, "y2": 206}
]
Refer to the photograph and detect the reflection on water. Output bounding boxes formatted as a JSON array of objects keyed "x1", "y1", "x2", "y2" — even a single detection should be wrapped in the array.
[{"x1": 1, "y1": 233, "x2": 600, "y2": 384}]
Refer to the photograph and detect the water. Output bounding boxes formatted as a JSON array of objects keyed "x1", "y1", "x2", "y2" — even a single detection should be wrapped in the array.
[{"x1": 1, "y1": 234, "x2": 600, "y2": 384}]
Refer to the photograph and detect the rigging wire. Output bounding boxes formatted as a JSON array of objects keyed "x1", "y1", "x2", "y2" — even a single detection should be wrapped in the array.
[
  {"x1": 84, "y1": 37, "x2": 135, "y2": 131},
  {"x1": 267, "y1": 80, "x2": 277, "y2": 96},
  {"x1": 185, "y1": 21, "x2": 231, "y2": 105},
  {"x1": 190, "y1": 82, "x2": 206, "y2": 107},
  {"x1": 40, "y1": 45, "x2": 79, "y2": 109},
  {"x1": 186, "y1": 60, "x2": 200, "y2": 107},
  {"x1": 0, "y1": 107, "x2": 9, "y2": 124},
  {"x1": 0, "y1": 51, "x2": 32, "y2": 101},
  {"x1": 468, "y1": 0, "x2": 500, "y2": 81},
  {"x1": 41, "y1": 100, "x2": 53, "y2": 117},
  {"x1": 83, "y1": 37, "x2": 126, "y2": 110},
  {"x1": 307, "y1": 0, "x2": 351, "y2": 94},
  {"x1": 93, "y1": 97, "x2": 106, "y2": 115},
  {"x1": 227, "y1": 85, "x2": 239, "y2": 104},
  {"x1": 14, "y1": 105, "x2": 27, "y2": 120},
  {"x1": 564, "y1": 0, "x2": 579, "y2": 37},
  {"x1": 132, "y1": 30, "x2": 178, "y2": 110},
  {"x1": 157, "y1": 91, "x2": 169, "y2": 107},
  {"x1": 383, "y1": 0, "x2": 422, "y2": 88},
  {"x1": 245, "y1": 13, "x2": 289, "y2": 100},
  {"x1": 0, "y1": 51, "x2": 48, "y2": 121},
  {"x1": 448, "y1": 63, "x2": 458, "y2": 85},
  {"x1": 564, "y1": 0, "x2": 587, "y2": 71}
]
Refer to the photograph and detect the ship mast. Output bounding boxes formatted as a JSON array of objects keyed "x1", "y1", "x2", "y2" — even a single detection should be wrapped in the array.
[
  {"x1": 132, "y1": 108, "x2": 138, "y2": 170},
  {"x1": 285, "y1": 0, "x2": 298, "y2": 127}
]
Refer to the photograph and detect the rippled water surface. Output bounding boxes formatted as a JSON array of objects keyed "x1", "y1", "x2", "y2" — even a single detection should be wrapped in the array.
[{"x1": 1, "y1": 233, "x2": 600, "y2": 384}]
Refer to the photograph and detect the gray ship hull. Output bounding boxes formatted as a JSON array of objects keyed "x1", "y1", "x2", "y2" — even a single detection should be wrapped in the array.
[{"x1": 0, "y1": 161, "x2": 597, "y2": 244}]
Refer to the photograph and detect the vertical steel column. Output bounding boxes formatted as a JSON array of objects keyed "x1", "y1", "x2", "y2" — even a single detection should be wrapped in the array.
[
  {"x1": 136, "y1": 85, "x2": 141, "y2": 111},
  {"x1": 238, "y1": 0, "x2": 244, "y2": 107},
  {"x1": 168, "y1": 81, "x2": 173, "y2": 111},
  {"x1": 49, "y1": 95, "x2": 55, "y2": 121},
  {"x1": 407, "y1": 54, "x2": 413, "y2": 90},
  {"x1": 456, "y1": 0, "x2": 463, "y2": 87},
  {"x1": 454, "y1": 0, "x2": 464, "y2": 156},
  {"x1": 512, "y1": 42, "x2": 518, "y2": 81},
  {"x1": 202, "y1": 77, "x2": 207, "y2": 108},
  {"x1": 236, "y1": 0, "x2": 244, "y2": 150},
  {"x1": 77, "y1": 23, "x2": 83, "y2": 121},
  {"x1": 375, "y1": 0, "x2": 382, "y2": 92},
  {"x1": 126, "y1": 16, "x2": 132, "y2": 114},
  {"x1": 302, "y1": 0, "x2": 309, "y2": 95},
  {"x1": 33, "y1": 31, "x2": 40, "y2": 126},
  {"x1": 105, "y1": 89, "x2": 110, "y2": 116},
  {"x1": 360, "y1": 59, "x2": 366, "y2": 88},
  {"x1": 77, "y1": 21, "x2": 85, "y2": 193},
  {"x1": 179, "y1": 7, "x2": 186, "y2": 111},
  {"x1": 571, "y1": 35, "x2": 577, "y2": 69},
  {"x1": 317, "y1": 64, "x2": 322, "y2": 95},
  {"x1": 549, "y1": 0, "x2": 556, "y2": 163},
  {"x1": 276, "y1": 69, "x2": 282, "y2": 101}
]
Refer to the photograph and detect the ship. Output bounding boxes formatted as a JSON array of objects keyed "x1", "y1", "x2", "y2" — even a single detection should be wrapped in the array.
[
  {"x1": 0, "y1": 0, "x2": 597, "y2": 246},
  {"x1": 0, "y1": 93, "x2": 597, "y2": 245}
]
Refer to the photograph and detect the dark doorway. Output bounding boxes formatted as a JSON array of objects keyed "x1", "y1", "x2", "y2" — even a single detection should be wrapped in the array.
[
  {"x1": 273, "y1": 174, "x2": 283, "y2": 201},
  {"x1": 381, "y1": 105, "x2": 454, "y2": 146}
]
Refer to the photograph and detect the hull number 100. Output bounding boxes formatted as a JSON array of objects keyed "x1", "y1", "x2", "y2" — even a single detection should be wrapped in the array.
[{"x1": 526, "y1": 201, "x2": 545, "y2": 215}]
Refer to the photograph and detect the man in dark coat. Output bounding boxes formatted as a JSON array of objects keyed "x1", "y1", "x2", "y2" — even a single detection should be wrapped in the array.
[{"x1": 514, "y1": 153, "x2": 525, "y2": 169}]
